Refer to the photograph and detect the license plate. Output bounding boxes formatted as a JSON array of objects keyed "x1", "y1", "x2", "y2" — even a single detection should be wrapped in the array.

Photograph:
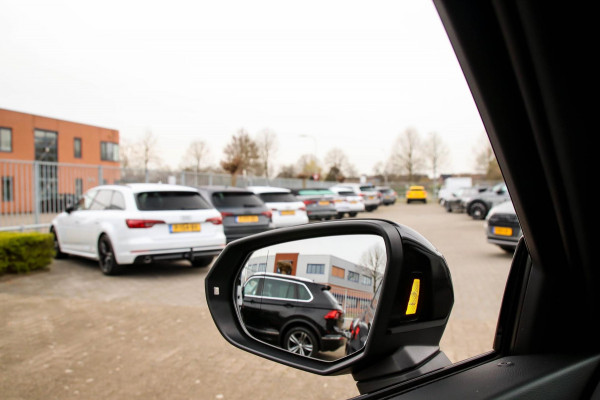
[
  {"x1": 170, "y1": 223, "x2": 201, "y2": 233},
  {"x1": 318, "y1": 201, "x2": 330, "y2": 206},
  {"x1": 368, "y1": 196, "x2": 375, "y2": 200},
  {"x1": 350, "y1": 200, "x2": 357, "y2": 204},
  {"x1": 493, "y1": 226, "x2": 513, "y2": 236},
  {"x1": 237, "y1": 215, "x2": 259, "y2": 223},
  {"x1": 280, "y1": 210, "x2": 295, "y2": 216}
]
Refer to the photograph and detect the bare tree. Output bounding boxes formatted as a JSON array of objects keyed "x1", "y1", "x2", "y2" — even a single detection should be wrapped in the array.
[
  {"x1": 276, "y1": 164, "x2": 296, "y2": 179},
  {"x1": 140, "y1": 130, "x2": 161, "y2": 179},
  {"x1": 423, "y1": 131, "x2": 450, "y2": 187},
  {"x1": 390, "y1": 128, "x2": 423, "y2": 183},
  {"x1": 182, "y1": 140, "x2": 210, "y2": 173},
  {"x1": 324, "y1": 147, "x2": 355, "y2": 182},
  {"x1": 254, "y1": 128, "x2": 279, "y2": 180},
  {"x1": 220, "y1": 128, "x2": 260, "y2": 186},
  {"x1": 473, "y1": 134, "x2": 502, "y2": 180},
  {"x1": 359, "y1": 244, "x2": 387, "y2": 293}
]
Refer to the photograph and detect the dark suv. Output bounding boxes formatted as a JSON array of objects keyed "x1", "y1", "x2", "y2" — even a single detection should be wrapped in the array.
[
  {"x1": 240, "y1": 273, "x2": 345, "y2": 357},
  {"x1": 197, "y1": 186, "x2": 272, "y2": 243}
]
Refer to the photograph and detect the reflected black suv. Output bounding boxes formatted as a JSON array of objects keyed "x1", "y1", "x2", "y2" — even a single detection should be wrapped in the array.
[{"x1": 240, "y1": 273, "x2": 345, "y2": 357}]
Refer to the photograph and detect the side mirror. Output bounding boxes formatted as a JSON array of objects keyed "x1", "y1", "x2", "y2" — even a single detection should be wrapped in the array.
[
  {"x1": 206, "y1": 219, "x2": 454, "y2": 393},
  {"x1": 65, "y1": 204, "x2": 76, "y2": 213}
]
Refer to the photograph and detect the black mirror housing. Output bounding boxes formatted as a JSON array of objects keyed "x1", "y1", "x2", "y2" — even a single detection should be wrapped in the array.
[{"x1": 205, "y1": 219, "x2": 454, "y2": 391}]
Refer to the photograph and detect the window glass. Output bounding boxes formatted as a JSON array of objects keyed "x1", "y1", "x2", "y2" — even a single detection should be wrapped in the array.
[
  {"x1": 74, "y1": 138, "x2": 82, "y2": 158},
  {"x1": 75, "y1": 178, "x2": 83, "y2": 197},
  {"x1": 348, "y1": 271, "x2": 360, "y2": 283},
  {"x1": 110, "y1": 191, "x2": 126, "y2": 210},
  {"x1": 297, "y1": 285, "x2": 311, "y2": 301},
  {"x1": 136, "y1": 191, "x2": 211, "y2": 210},
  {"x1": 2, "y1": 176, "x2": 13, "y2": 201},
  {"x1": 361, "y1": 275, "x2": 373, "y2": 286},
  {"x1": 0, "y1": 128, "x2": 12, "y2": 152},
  {"x1": 211, "y1": 192, "x2": 264, "y2": 207},
  {"x1": 100, "y1": 142, "x2": 119, "y2": 161},
  {"x1": 307, "y1": 263, "x2": 324, "y2": 274},
  {"x1": 80, "y1": 189, "x2": 98, "y2": 210},
  {"x1": 89, "y1": 190, "x2": 113, "y2": 210},
  {"x1": 262, "y1": 279, "x2": 295, "y2": 299},
  {"x1": 258, "y1": 193, "x2": 297, "y2": 203},
  {"x1": 244, "y1": 278, "x2": 262, "y2": 297}
]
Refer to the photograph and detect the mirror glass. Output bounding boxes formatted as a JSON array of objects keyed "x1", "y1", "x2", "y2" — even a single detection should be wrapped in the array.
[{"x1": 236, "y1": 234, "x2": 386, "y2": 361}]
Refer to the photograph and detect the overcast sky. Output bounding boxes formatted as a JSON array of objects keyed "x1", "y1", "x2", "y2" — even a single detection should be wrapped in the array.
[{"x1": 0, "y1": 0, "x2": 487, "y2": 176}]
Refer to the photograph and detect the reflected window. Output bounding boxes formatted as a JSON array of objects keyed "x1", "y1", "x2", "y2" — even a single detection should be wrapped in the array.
[
  {"x1": 348, "y1": 271, "x2": 360, "y2": 283},
  {"x1": 244, "y1": 278, "x2": 262, "y2": 297},
  {"x1": 361, "y1": 276, "x2": 372, "y2": 286},
  {"x1": 306, "y1": 263, "x2": 324, "y2": 274},
  {"x1": 263, "y1": 279, "x2": 296, "y2": 299},
  {"x1": 2, "y1": 176, "x2": 13, "y2": 201},
  {"x1": 331, "y1": 266, "x2": 345, "y2": 278}
]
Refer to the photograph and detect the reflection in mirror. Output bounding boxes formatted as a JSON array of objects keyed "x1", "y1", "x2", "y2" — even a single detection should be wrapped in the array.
[{"x1": 236, "y1": 234, "x2": 386, "y2": 361}]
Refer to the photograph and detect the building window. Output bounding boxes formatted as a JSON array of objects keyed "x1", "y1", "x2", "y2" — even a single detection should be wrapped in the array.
[
  {"x1": 348, "y1": 271, "x2": 360, "y2": 283},
  {"x1": 2, "y1": 177, "x2": 13, "y2": 202},
  {"x1": 74, "y1": 138, "x2": 82, "y2": 158},
  {"x1": 306, "y1": 263, "x2": 324, "y2": 274},
  {"x1": 100, "y1": 142, "x2": 119, "y2": 162},
  {"x1": 361, "y1": 275, "x2": 372, "y2": 286},
  {"x1": 331, "y1": 266, "x2": 345, "y2": 279},
  {"x1": 75, "y1": 178, "x2": 83, "y2": 197},
  {"x1": 0, "y1": 128, "x2": 12, "y2": 152}
]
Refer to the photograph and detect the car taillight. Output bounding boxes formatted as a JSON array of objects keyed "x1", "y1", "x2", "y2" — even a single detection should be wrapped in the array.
[
  {"x1": 303, "y1": 200, "x2": 315, "y2": 205},
  {"x1": 352, "y1": 325, "x2": 361, "y2": 339},
  {"x1": 299, "y1": 206, "x2": 306, "y2": 211},
  {"x1": 324, "y1": 310, "x2": 342, "y2": 320},
  {"x1": 220, "y1": 212, "x2": 233, "y2": 218},
  {"x1": 261, "y1": 211, "x2": 272, "y2": 219},
  {"x1": 359, "y1": 193, "x2": 365, "y2": 197},
  {"x1": 125, "y1": 219, "x2": 165, "y2": 228},
  {"x1": 206, "y1": 216, "x2": 223, "y2": 225}
]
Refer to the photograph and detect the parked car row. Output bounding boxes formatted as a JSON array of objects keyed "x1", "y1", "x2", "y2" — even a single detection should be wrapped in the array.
[
  {"x1": 438, "y1": 181, "x2": 521, "y2": 253},
  {"x1": 51, "y1": 182, "x2": 395, "y2": 275}
]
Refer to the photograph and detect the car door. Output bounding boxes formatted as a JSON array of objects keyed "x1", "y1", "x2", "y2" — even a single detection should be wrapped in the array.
[
  {"x1": 70, "y1": 189, "x2": 113, "y2": 254},
  {"x1": 56, "y1": 188, "x2": 98, "y2": 252}
]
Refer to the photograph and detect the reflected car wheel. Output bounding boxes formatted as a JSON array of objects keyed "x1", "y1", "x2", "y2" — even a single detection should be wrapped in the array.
[
  {"x1": 348, "y1": 212, "x2": 357, "y2": 217},
  {"x1": 284, "y1": 327, "x2": 318, "y2": 357},
  {"x1": 98, "y1": 235, "x2": 121, "y2": 275}
]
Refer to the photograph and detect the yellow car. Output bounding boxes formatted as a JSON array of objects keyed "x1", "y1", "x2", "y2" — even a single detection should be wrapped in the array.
[{"x1": 405, "y1": 185, "x2": 428, "y2": 204}]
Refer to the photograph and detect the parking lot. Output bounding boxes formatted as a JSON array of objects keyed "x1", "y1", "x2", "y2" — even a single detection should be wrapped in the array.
[{"x1": 0, "y1": 202, "x2": 513, "y2": 400}]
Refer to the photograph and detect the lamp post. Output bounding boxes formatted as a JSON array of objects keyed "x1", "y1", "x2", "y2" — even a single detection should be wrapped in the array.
[{"x1": 299, "y1": 134, "x2": 319, "y2": 181}]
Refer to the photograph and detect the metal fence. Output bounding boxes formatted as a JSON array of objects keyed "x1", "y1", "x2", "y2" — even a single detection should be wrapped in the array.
[{"x1": 0, "y1": 160, "x2": 330, "y2": 232}]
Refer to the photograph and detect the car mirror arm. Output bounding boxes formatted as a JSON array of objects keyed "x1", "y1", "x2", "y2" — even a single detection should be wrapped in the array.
[{"x1": 353, "y1": 347, "x2": 451, "y2": 394}]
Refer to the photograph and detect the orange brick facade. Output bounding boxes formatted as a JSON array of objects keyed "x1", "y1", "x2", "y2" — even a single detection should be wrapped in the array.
[{"x1": 1, "y1": 109, "x2": 120, "y2": 214}]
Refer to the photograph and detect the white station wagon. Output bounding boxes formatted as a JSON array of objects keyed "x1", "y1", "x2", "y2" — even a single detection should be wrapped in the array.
[{"x1": 50, "y1": 183, "x2": 226, "y2": 275}]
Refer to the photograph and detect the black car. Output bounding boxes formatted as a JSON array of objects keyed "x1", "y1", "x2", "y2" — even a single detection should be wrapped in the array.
[
  {"x1": 444, "y1": 186, "x2": 488, "y2": 213},
  {"x1": 240, "y1": 273, "x2": 346, "y2": 357},
  {"x1": 197, "y1": 186, "x2": 272, "y2": 243}
]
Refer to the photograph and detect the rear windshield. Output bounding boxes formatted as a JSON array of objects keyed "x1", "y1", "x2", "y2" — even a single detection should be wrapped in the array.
[
  {"x1": 322, "y1": 289, "x2": 341, "y2": 307},
  {"x1": 211, "y1": 192, "x2": 264, "y2": 207},
  {"x1": 136, "y1": 191, "x2": 211, "y2": 210},
  {"x1": 337, "y1": 191, "x2": 355, "y2": 196},
  {"x1": 259, "y1": 193, "x2": 298, "y2": 203}
]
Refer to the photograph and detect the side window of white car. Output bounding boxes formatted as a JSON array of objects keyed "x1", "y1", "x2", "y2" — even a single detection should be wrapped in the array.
[
  {"x1": 109, "y1": 191, "x2": 126, "y2": 210},
  {"x1": 89, "y1": 190, "x2": 113, "y2": 211}
]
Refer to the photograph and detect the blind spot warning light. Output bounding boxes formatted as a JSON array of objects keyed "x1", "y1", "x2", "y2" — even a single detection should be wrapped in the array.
[{"x1": 405, "y1": 279, "x2": 420, "y2": 315}]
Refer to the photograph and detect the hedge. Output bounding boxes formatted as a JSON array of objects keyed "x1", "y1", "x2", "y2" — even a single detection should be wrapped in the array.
[{"x1": 0, "y1": 232, "x2": 54, "y2": 275}]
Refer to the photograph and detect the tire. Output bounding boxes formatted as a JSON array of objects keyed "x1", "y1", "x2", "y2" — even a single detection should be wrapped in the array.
[
  {"x1": 283, "y1": 326, "x2": 319, "y2": 357},
  {"x1": 191, "y1": 256, "x2": 214, "y2": 268},
  {"x1": 51, "y1": 228, "x2": 68, "y2": 259},
  {"x1": 335, "y1": 212, "x2": 344, "y2": 219},
  {"x1": 469, "y1": 202, "x2": 488, "y2": 220},
  {"x1": 348, "y1": 212, "x2": 357, "y2": 217},
  {"x1": 97, "y1": 235, "x2": 122, "y2": 275},
  {"x1": 406, "y1": 199, "x2": 411, "y2": 204}
]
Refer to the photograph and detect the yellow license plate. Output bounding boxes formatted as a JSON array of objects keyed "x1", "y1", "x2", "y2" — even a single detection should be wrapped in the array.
[
  {"x1": 281, "y1": 210, "x2": 295, "y2": 216},
  {"x1": 170, "y1": 223, "x2": 201, "y2": 233},
  {"x1": 350, "y1": 200, "x2": 357, "y2": 204},
  {"x1": 318, "y1": 201, "x2": 330, "y2": 205},
  {"x1": 493, "y1": 226, "x2": 513, "y2": 236},
  {"x1": 368, "y1": 196, "x2": 375, "y2": 200},
  {"x1": 237, "y1": 215, "x2": 259, "y2": 223}
]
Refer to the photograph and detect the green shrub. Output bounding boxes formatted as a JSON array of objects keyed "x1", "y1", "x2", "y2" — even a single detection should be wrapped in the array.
[{"x1": 0, "y1": 232, "x2": 54, "y2": 274}]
